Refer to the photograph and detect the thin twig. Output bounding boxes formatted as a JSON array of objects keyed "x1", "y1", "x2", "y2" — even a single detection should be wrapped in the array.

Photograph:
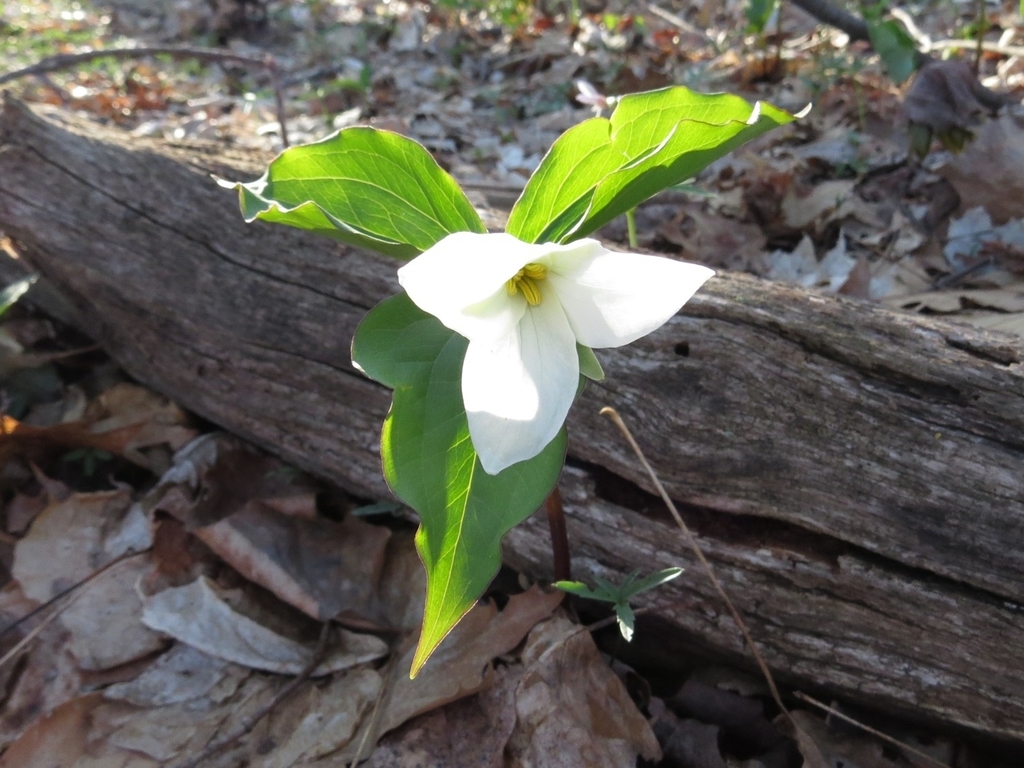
[
  {"x1": 599, "y1": 406, "x2": 790, "y2": 717},
  {"x1": 545, "y1": 487, "x2": 571, "y2": 581},
  {"x1": 0, "y1": 45, "x2": 289, "y2": 147},
  {"x1": 348, "y1": 654, "x2": 399, "y2": 765},
  {"x1": 0, "y1": 550, "x2": 149, "y2": 641},
  {"x1": 641, "y1": 2, "x2": 715, "y2": 46},
  {"x1": 174, "y1": 621, "x2": 332, "y2": 768},
  {"x1": 0, "y1": 587, "x2": 86, "y2": 670},
  {"x1": 600, "y1": 407, "x2": 952, "y2": 766},
  {"x1": 927, "y1": 38, "x2": 1024, "y2": 59},
  {"x1": 794, "y1": 692, "x2": 951, "y2": 768}
]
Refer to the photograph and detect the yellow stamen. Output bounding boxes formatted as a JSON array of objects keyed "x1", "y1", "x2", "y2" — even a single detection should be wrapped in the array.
[{"x1": 505, "y1": 263, "x2": 547, "y2": 306}]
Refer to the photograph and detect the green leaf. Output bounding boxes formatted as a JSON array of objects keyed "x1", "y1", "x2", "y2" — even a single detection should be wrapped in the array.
[
  {"x1": 352, "y1": 293, "x2": 566, "y2": 676},
  {"x1": 219, "y1": 128, "x2": 485, "y2": 259},
  {"x1": 507, "y1": 87, "x2": 794, "y2": 245},
  {"x1": 0, "y1": 275, "x2": 37, "y2": 320},
  {"x1": 745, "y1": 0, "x2": 778, "y2": 33},
  {"x1": 552, "y1": 580, "x2": 603, "y2": 600},
  {"x1": 577, "y1": 344, "x2": 604, "y2": 381},
  {"x1": 624, "y1": 566, "x2": 684, "y2": 594},
  {"x1": 614, "y1": 602, "x2": 636, "y2": 641},
  {"x1": 866, "y1": 18, "x2": 918, "y2": 84}
]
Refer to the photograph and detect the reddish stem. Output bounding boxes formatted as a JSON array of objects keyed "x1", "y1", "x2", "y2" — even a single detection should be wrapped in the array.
[{"x1": 545, "y1": 486, "x2": 571, "y2": 581}]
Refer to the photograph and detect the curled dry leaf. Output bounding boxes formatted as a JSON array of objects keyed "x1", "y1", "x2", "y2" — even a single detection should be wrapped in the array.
[
  {"x1": 140, "y1": 575, "x2": 388, "y2": 675},
  {"x1": 937, "y1": 110, "x2": 1024, "y2": 224},
  {"x1": 904, "y1": 59, "x2": 1002, "y2": 141},
  {"x1": 0, "y1": 383, "x2": 196, "y2": 473}
]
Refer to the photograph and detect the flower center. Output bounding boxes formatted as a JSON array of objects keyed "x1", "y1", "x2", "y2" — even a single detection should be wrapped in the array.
[{"x1": 505, "y1": 263, "x2": 547, "y2": 306}]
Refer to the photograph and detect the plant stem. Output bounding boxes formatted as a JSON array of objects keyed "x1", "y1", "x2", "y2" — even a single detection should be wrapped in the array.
[
  {"x1": 625, "y1": 208, "x2": 638, "y2": 249},
  {"x1": 974, "y1": 0, "x2": 987, "y2": 75},
  {"x1": 545, "y1": 486, "x2": 571, "y2": 581}
]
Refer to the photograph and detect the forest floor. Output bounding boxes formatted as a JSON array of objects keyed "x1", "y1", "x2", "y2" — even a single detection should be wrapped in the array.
[{"x1": 1, "y1": 1, "x2": 1024, "y2": 766}]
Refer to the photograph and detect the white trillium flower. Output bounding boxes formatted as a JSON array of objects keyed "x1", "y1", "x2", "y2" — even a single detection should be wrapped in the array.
[{"x1": 397, "y1": 232, "x2": 714, "y2": 475}]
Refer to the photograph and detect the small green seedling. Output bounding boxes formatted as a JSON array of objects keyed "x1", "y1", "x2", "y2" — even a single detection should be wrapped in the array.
[
  {"x1": 61, "y1": 447, "x2": 114, "y2": 477},
  {"x1": 555, "y1": 566, "x2": 683, "y2": 641}
]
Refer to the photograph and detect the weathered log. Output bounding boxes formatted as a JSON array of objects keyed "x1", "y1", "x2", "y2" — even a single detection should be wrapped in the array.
[{"x1": 1, "y1": 94, "x2": 1023, "y2": 743}]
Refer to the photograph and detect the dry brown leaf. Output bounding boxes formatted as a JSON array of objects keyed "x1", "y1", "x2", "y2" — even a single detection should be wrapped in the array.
[
  {"x1": 653, "y1": 710, "x2": 727, "y2": 768},
  {"x1": 505, "y1": 612, "x2": 662, "y2": 767},
  {"x1": 248, "y1": 667, "x2": 382, "y2": 768},
  {"x1": 159, "y1": 435, "x2": 315, "y2": 530},
  {"x1": 94, "y1": 674, "x2": 279, "y2": 766},
  {"x1": 0, "y1": 616, "x2": 83, "y2": 749},
  {"x1": 885, "y1": 286, "x2": 1024, "y2": 313},
  {"x1": 962, "y1": 310, "x2": 1024, "y2": 338},
  {"x1": 366, "y1": 664, "x2": 521, "y2": 768},
  {"x1": 788, "y1": 709, "x2": 903, "y2": 768},
  {"x1": 339, "y1": 585, "x2": 564, "y2": 761},
  {"x1": 0, "y1": 693, "x2": 104, "y2": 768},
  {"x1": 85, "y1": 382, "x2": 197, "y2": 459},
  {"x1": 0, "y1": 383, "x2": 196, "y2": 473},
  {"x1": 3, "y1": 492, "x2": 46, "y2": 536},
  {"x1": 140, "y1": 576, "x2": 388, "y2": 675},
  {"x1": 938, "y1": 110, "x2": 1024, "y2": 224},
  {"x1": 668, "y1": 205, "x2": 767, "y2": 273},
  {"x1": 195, "y1": 503, "x2": 392, "y2": 622},
  {"x1": 905, "y1": 59, "x2": 999, "y2": 136},
  {"x1": 374, "y1": 530, "x2": 427, "y2": 633},
  {"x1": 89, "y1": 666, "x2": 380, "y2": 767},
  {"x1": 104, "y1": 644, "x2": 249, "y2": 707},
  {"x1": 12, "y1": 489, "x2": 140, "y2": 602},
  {"x1": 59, "y1": 555, "x2": 165, "y2": 671},
  {"x1": 781, "y1": 179, "x2": 855, "y2": 231}
]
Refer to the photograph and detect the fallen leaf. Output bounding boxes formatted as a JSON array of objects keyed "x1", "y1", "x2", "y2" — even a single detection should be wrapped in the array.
[
  {"x1": 12, "y1": 489, "x2": 138, "y2": 602},
  {"x1": 195, "y1": 502, "x2": 392, "y2": 622},
  {"x1": 366, "y1": 664, "x2": 521, "y2": 768},
  {"x1": 340, "y1": 585, "x2": 564, "y2": 761},
  {"x1": 652, "y1": 710, "x2": 726, "y2": 768},
  {"x1": 0, "y1": 616, "x2": 83, "y2": 748},
  {"x1": 140, "y1": 576, "x2": 388, "y2": 675},
  {"x1": 505, "y1": 611, "x2": 662, "y2": 767},
  {"x1": 0, "y1": 693, "x2": 104, "y2": 768},
  {"x1": 782, "y1": 179, "x2": 855, "y2": 230},
  {"x1": 886, "y1": 286, "x2": 1024, "y2": 313},
  {"x1": 0, "y1": 383, "x2": 197, "y2": 473},
  {"x1": 938, "y1": 110, "x2": 1024, "y2": 224},
  {"x1": 59, "y1": 554, "x2": 165, "y2": 671},
  {"x1": 788, "y1": 709, "x2": 903, "y2": 768},
  {"x1": 104, "y1": 644, "x2": 249, "y2": 707}
]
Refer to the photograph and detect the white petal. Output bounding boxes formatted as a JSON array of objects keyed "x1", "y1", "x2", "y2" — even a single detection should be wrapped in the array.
[
  {"x1": 398, "y1": 232, "x2": 550, "y2": 341},
  {"x1": 544, "y1": 242, "x2": 714, "y2": 348},
  {"x1": 462, "y1": 285, "x2": 579, "y2": 475}
]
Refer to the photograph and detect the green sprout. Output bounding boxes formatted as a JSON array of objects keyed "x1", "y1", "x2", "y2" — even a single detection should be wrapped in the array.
[{"x1": 555, "y1": 567, "x2": 683, "y2": 641}]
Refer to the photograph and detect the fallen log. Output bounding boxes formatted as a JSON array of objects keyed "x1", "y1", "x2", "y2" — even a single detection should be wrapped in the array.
[{"x1": 1, "y1": 94, "x2": 1023, "y2": 744}]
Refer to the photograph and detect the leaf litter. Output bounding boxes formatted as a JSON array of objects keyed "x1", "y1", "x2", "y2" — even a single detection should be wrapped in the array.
[{"x1": 3, "y1": 0, "x2": 1024, "y2": 765}]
